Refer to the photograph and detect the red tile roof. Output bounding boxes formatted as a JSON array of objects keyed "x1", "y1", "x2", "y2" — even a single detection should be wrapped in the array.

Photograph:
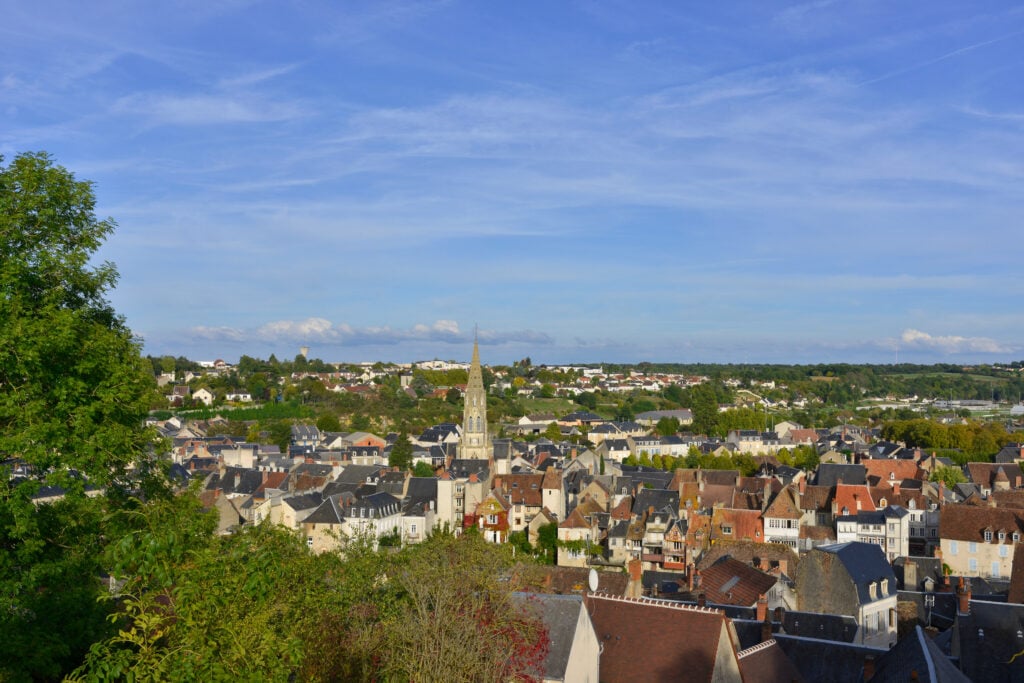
[
  {"x1": 939, "y1": 504, "x2": 1024, "y2": 543},
  {"x1": 763, "y1": 486, "x2": 802, "y2": 520},
  {"x1": 585, "y1": 593, "x2": 738, "y2": 682},
  {"x1": 833, "y1": 483, "x2": 874, "y2": 516},
  {"x1": 862, "y1": 458, "x2": 924, "y2": 487},
  {"x1": 712, "y1": 507, "x2": 764, "y2": 544},
  {"x1": 499, "y1": 473, "x2": 544, "y2": 506},
  {"x1": 966, "y1": 463, "x2": 1024, "y2": 489},
  {"x1": 700, "y1": 556, "x2": 777, "y2": 607}
]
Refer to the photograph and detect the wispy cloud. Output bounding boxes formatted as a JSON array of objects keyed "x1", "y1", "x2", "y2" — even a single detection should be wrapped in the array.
[
  {"x1": 111, "y1": 92, "x2": 302, "y2": 126},
  {"x1": 218, "y1": 63, "x2": 302, "y2": 88},
  {"x1": 861, "y1": 29, "x2": 1024, "y2": 86},
  {"x1": 899, "y1": 329, "x2": 1013, "y2": 354},
  {"x1": 191, "y1": 319, "x2": 553, "y2": 347}
]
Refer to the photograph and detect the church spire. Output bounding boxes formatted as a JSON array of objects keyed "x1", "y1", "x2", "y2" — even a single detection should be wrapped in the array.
[{"x1": 461, "y1": 332, "x2": 489, "y2": 459}]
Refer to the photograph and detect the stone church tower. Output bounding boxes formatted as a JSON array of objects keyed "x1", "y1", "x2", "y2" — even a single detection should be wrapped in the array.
[{"x1": 460, "y1": 336, "x2": 490, "y2": 459}]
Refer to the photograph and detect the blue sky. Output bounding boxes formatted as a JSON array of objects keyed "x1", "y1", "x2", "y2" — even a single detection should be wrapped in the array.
[{"x1": 3, "y1": 1, "x2": 1022, "y2": 365}]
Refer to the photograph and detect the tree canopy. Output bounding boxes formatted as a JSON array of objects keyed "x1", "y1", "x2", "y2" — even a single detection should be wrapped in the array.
[
  {"x1": 0, "y1": 152, "x2": 165, "y2": 679},
  {"x1": 0, "y1": 152, "x2": 161, "y2": 495}
]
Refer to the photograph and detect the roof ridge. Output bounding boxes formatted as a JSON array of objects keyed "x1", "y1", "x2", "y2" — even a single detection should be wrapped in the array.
[
  {"x1": 737, "y1": 639, "x2": 777, "y2": 659},
  {"x1": 588, "y1": 592, "x2": 724, "y2": 615}
]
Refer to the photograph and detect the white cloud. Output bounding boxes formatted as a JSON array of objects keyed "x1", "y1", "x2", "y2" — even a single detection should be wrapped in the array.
[
  {"x1": 900, "y1": 328, "x2": 1012, "y2": 354},
  {"x1": 112, "y1": 93, "x2": 302, "y2": 126},
  {"x1": 192, "y1": 325, "x2": 247, "y2": 342},
  {"x1": 193, "y1": 318, "x2": 552, "y2": 347}
]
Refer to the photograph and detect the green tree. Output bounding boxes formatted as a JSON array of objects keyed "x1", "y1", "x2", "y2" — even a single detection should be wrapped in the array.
[
  {"x1": 688, "y1": 383, "x2": 720, "y2": 435},
  {"x1": 930, "y1": 465, "x2": 967, "y2": 488},
  {"x1": 412, "y1": 461, "x2": 438, "y2": 477},
  {"x1": 446, "y1": 387, "x2": 462, "y2": 404},
  {"x1": 316, "y1": 413, "x2": 342, "y2": 433},
  {"x1": 389, "y1": 432, "x2": 414, "y2": 471},
  {"x1": 656, "y1": 416, "x2": 681, "y2": 436},
  {"x1": 0, "y1": 152, "x2": 163, "y2": 495},
  {"x1": 536, "y1": 523, "x2": 559, "y2": 564},
  {"x1": 159, "y1": 355, "x2": 176, "y2": 375},
  {"x1": 543, "y1": 422, "x2": 563, "y2": 441},
  {"x1": 0, "y1": 153, "x2": 175, "y2": 680}
]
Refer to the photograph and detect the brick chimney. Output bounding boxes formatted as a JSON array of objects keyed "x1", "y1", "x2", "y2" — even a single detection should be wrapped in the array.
[
  {"x1": 863, "y1": 655, "x2": 875, "y2": 681},
  {"x1": 627, "y1": 559, "x2": 642, "y2": 599},
  {"x1": 687, "y1": 563, "x2": 696, "y2": 591},
  {"x1": 893, "y1": 482, "x2": 901, "y2": 495},
  {"x1": 958, "y1": 577, "x2": 972, "y2": 615},
  {"x1": 761, "y1": 615, "x2": 773, "y2": 644},
  {"x1": 697, "y1": 592, "x2": 706, "y2": 607},
  {"x1": 756, "y1": 593, "x2": 768, "y2": 622},
  {"x1": 798, "y1": 477, "x2": 806, "y2": 495}
]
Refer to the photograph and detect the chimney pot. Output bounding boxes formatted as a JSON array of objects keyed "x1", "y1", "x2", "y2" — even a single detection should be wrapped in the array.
[{"x1": 756, "y1": 593, "x2": 768, "y2": 622}]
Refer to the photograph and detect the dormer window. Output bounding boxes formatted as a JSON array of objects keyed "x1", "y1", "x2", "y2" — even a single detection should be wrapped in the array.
[
  {"x1": 881, "y1": 579, "x2": 889, "y2": 595},
  {"x1": 1015, "y1": 532, "x2": 1021, "y2": 543},
  {"x1": 985, "y1": 530, "x2": 993, "y2": 542},
  {"x1": 869, "y1": 582, "x2": 877, "y2": 599},
  {"x1": 889, "y1": 472, "x2": 895, "y2": 480},
  {"x1": 1000, "y1": 531, "x2": 1007, "y2": 542}
]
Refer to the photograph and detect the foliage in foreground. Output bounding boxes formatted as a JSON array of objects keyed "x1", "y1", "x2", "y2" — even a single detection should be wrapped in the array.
[{"x1": 69, "y1": 496, "x2": 548, "y2": 682}]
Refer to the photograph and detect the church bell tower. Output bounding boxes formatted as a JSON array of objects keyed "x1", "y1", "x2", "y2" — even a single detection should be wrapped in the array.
[{"x1": 460, "y1": 334, "x2": 489, "y2": 459}]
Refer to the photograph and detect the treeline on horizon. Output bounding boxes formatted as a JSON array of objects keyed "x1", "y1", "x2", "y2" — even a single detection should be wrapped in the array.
[{"x1": 149, "y1": 353, "x2": 1024, "y2": 406}]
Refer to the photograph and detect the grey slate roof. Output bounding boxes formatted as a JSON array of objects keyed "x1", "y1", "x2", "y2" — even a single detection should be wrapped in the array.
[
  {"x1": 282, "y1": 491, "x2": 324, "y2": 512},
  {"x1": 619, "y1": 465, "x2": 674, "y2": 489},
  {"x1": 632, "y1": 488, "x2": 680, "y2": 516},
  {"x1": 869, "y1": 626, "x2": 969, "y2": 682},
  {"x1": 303, "y1": 495, "x2": 346, "y2": 525},
  {"x1": 782, "y1": 610, "x2": 859, "y2": 643},
  {"x1": 511, "y1": 592, "x2": 589, "y2": 682},
  {"x1": 335, "y1": 464, "x2": 385, "y2": 484},
  {"x1": 815, "y1": 463, "x2": 867, "y2": 487},
  {"x1": 955, "y1": 599, "x2": 1024, "y2": 683},
  {"x1": 817, "y1": 542, "x2": 897, "y2": 606},
  {"x1": 773, "y1": 635, "x2": 880, "y2": 683},
  {"x1": 447, "y1": 459, "x2": 490, "y2": 479},
  {"x1": 205, "y1": 467, "x2": 264, "y2": 495}
]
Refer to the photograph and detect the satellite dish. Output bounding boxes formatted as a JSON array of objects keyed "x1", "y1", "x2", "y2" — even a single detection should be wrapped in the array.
[{"x1": 588, "y1": 568, "x2": 599, "y2": 593}]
